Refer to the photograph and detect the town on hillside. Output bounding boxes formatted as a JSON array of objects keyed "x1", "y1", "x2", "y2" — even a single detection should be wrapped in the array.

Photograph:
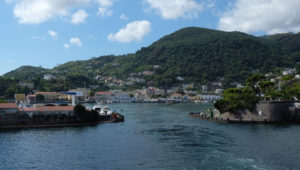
[{"x1": 3, "y1": 67, "x2": 300, "y2": 105}]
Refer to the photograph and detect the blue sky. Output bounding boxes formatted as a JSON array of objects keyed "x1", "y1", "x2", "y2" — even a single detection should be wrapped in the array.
[{"x1": 1, "y1": 0, "x2": 300, "y2": 75}]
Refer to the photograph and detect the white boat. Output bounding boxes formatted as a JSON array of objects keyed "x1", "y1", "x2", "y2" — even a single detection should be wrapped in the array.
[
  {"x1": 93, "y1": 104, "x2": 112, "y2": 115},
  {"x1": 92, "y1": 104, "x2": 124, "y2": 122},
  {"x1": 93, "y1": 104, "x2": 102, "y2": 111},
  {"x1": 100, "y1": 106, "x2": 113, "y2": 115}
]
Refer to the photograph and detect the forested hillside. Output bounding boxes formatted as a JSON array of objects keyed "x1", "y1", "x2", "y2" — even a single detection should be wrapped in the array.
[{"x1": 3, "y1": 27, "x2": 300, "y2": 88}]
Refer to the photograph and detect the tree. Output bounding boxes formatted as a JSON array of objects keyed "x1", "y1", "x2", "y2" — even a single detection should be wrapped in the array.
[
  {"x1": 282, "y1": 75, "x2": 295, "y2": 82},
  {"x1": 89, "y1": 90, "x2": 95, "y2": 97},
  {"x1": 0, "y1": 99, "x2": 8, "y2": 103},
  {"x1": 214, "y1": 88, "x2": 259, "y2": 114},
  {"x1": 176, "y1": 88, "x2": 185, "y2": 101},
  {"x1": 4, "y1": 84, "x2": 18, "y2": 99},
  {"x1": 246, "y1": 74, "x2": 266, "y2": 97},
  {"x1": 36, "y1": 94, "x2": 45, "y2": 101},
  {"x1": 260, "y1": 81, "x2": 275, "y2": 95}
]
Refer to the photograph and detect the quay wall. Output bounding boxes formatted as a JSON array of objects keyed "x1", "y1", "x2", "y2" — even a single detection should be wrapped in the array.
[
  {"x1": 0, "y1": 110, "x2": 79, "y2": 127},
  {"x1": 223, "y1": 101, "x2": 295, "y2": 122},
  {"x1": 192, "y1": 101, "x2": 300, "y2": 123}
]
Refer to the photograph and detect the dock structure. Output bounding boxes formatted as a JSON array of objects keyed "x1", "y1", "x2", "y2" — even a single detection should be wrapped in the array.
[{"x1": 0, "y1": 103, "x2": 124, "y2": 129}]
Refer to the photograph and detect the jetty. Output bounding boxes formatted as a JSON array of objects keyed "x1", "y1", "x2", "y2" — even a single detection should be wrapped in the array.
[{"x1": 0, "y1": 103, "x2": 124, "y2": 129}]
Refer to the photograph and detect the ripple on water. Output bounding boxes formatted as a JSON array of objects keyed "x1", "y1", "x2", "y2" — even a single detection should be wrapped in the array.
[{"x1": 0, "y1": 103, "x2": 299, "y2": 170}]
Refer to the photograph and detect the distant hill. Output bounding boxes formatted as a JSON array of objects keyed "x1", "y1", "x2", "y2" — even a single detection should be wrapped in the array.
[
  {"x1": 3, "y1": 27, "x2": 300, "y2": 88},
  {"x1": 3, "y1": 66, "x2": 48, "y2": 80},
  {"x1": 263, "y1": 32, "x2": 300, "y2": 53}
]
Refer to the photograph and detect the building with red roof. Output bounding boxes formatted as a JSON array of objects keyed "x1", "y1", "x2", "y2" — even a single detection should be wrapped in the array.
[
  {"x1": 0, "y1": 103, "x2": 18, "y2": 114},
  {"x1": 95, "y1": 91, "x2": 113, "y2": 103}
]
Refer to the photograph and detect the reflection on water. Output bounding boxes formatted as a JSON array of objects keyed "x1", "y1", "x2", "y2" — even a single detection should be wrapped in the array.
[{"x1": 0, "y1": 103, "x2": 300, "y2": 170}]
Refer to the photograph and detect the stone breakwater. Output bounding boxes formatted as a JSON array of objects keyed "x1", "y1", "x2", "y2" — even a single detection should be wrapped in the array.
[
  {"x1": 0, "y1": 105, "x2": 124, "y2": 129},
  {"x1": 190, "y1": 101, "x2": 300, "y2": 124}
]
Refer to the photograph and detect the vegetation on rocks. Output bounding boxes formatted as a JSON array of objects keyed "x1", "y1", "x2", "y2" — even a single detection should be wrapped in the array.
[{"x1": 215, "y1": 74, "x2": 300, "y2": 114}]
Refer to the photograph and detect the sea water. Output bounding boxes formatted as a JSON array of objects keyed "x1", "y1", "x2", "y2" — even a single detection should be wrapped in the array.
[{"x1": 0, "y1": 103, "x2": 299, "y2": 170}]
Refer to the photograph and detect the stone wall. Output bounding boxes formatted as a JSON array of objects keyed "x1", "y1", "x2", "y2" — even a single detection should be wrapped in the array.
[
  {"x1": 0, "y1": 110, "x2": 78, "y2": 126},
  {"x1": 218, "y1": 101, "x2": 294, "y2": 122},
  {"x1": 256, "y1": 101, "x2": 292, "y2": 121}
]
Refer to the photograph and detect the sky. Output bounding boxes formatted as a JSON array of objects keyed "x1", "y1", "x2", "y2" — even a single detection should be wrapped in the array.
[{"x1": 1, "y1": 0, "x2": 300, "y2": 75}]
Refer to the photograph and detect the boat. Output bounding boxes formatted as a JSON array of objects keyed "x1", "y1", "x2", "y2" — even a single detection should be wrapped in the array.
[
  {"x1": 92, "y1": 104, "x2": 124, "y2": 122},
  {"x1": 92, "y1": 104, "x2": 102, "y2": 111},
  {"x1": 99, "y1": 106, "x2": 113, "y2": 115}
]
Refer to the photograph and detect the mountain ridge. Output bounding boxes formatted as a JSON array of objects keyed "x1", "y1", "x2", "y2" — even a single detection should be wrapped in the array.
[{"x1": 3, "y1": 27, "x2": 300, "y2": 87}]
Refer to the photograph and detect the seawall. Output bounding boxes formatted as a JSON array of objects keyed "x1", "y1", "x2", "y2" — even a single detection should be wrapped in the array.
[
  {"x1": 191, "y1": 101, "x2": 300, "y2": 123},
  {"x1": 0, "y1": 109, "x2": 124, "y2": 129}
]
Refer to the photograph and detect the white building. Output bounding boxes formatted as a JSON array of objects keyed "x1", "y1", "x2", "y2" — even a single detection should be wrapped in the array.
[
  {"x1": 153, "y1": 65, "x2": 160, "y2": 69},
  {"x1": 95, "y1": 92, "x2": 113, "y2": 103},
  {"x1": 18, "y1": 81, "x2": 34, "y2": 89},
  {"x1": 177, "y1": 77, "x2": 184, "y2": 81},
  {"x1": 69, "y1": 88, "x2": 89, "y2": 102},
  {"x1": 201, "y1": 95, "x2": 221, "y2": 101},
  {"x1": 215, "y1": 89, "x2": 224, "y2": 95},
  {"x1": 202, "y1": 85, "x2": 208, "y2": 92},
  {"x1": 283, "y1": 68, "x2": 296, "y2": 76},
  {"x1": 125, "y1": 82, "x2": 134, "y2": 86},
  {"x1": 112, "y1": 92, "x2": 132, "y2": 103},
  {"x1": 43, "y1": 74, "x2": 56, "y2": 80},
  {"x1": 137, "y1": 79, "x2": 146, "y2": 83}
]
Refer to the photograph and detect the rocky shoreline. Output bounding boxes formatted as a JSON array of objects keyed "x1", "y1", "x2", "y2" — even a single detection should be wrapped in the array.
[{"x1": 190, "y1": 101, "x2": 300, "y2": 124}]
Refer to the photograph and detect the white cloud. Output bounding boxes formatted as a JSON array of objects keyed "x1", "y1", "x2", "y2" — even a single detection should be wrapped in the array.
[
  {"x1": 64, "y1": 37, "x2": 82, "y2": 48},
  {"x1": 48, "y1": 30, "x2": 57, "y2": 38},
  {"x1": 70, "y1": 37, "x2": 82, "y2": 47},
  {"x1": 145, "y1": 0, "x2": 203, "y2": 19},
  {"x1": 218, "y1": 0, "x2": 300, "y2": 34},
  {"x1": 64, "y1": 43, "x2": 70, "y2": 49},
  {"x1": 71, "y1": 9, "x2": 88, "y2": 24},
  {"x1": 97, "y1": 0, "x2": 113, "y2": 7},
  {"x1": 97, "y1": 7, "x2": 112, "y2": 17},
  {"x1": 96, "y1": 0, "x2": 113, "y2": 17},
  {"x1": 32, "y1": 36, "x2": 42, "y2": 39},
  {"x1": 12, "y1": 0, "x2": 90, "y2": 24},
  {"x1": 120, "y1": 14, "x2": 128, "y2": 20},
  {"x1": 108, "y1": 20, "x2": 151, "y2": 43}
]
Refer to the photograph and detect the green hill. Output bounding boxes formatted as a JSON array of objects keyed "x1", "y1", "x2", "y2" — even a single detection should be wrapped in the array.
[
  {"x1": 263, "y1": 32, "x2": 300, "y2": 52},
  {"x1": 3, "y1": 27, "x2": 300, "y2": 88},
  {"x1": 3, "y1": 66, "x2": 48, "y2": 80}
]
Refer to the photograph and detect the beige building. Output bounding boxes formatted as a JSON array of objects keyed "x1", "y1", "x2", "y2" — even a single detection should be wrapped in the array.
[
  {"x1": 15, "y1": 94, "x2": 25, "y2": 102},
  {"x1": 35, "y1": 92, "x2": 62, "y2": 102},
  {"x1": 69, "y1": 88, "x2": 89, "y2": 102}
]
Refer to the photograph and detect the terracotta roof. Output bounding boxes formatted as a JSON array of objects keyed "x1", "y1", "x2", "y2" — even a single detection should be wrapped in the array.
[
  {"x1": 0, "y1": 103, "x2": 18, "y2": 109},
  {"x1": 96, "y1": 92, "x2": 112, "y2": 95},
  {"x1": 20, "y1": 106, "x2": 74, "y2": 112}
]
